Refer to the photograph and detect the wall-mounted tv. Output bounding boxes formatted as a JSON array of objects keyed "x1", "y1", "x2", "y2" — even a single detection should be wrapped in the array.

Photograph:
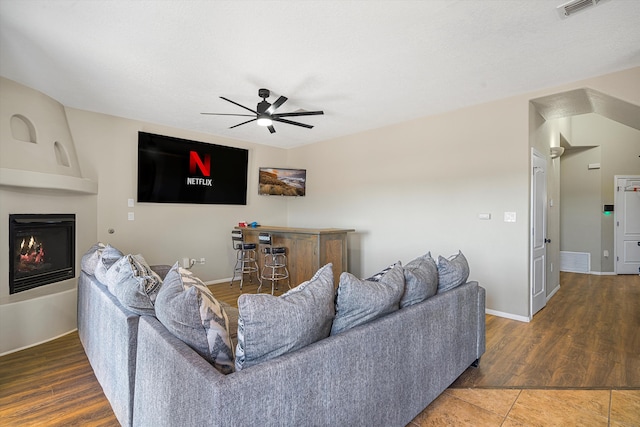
[
  {"x1": 138, "y1": 131, "x2": 248, "y2": 204},
  {"x1": 259, "y1": 167, "x2": 306, "y2": 196}
]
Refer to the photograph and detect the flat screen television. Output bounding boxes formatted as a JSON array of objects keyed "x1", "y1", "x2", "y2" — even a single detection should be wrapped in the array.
[
  {"x1": 259, "y1": 167, "x2": 306, "y2": 196},
  {"x1": 138, "y1": 131, "x2": 248, "y2": 204}
]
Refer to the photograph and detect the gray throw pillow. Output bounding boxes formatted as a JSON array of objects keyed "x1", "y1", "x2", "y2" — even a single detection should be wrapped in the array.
[
  {"x1": 94, "y1": 244, "x2": 123, "y2": 283},
  {"x1": 235, "y1": 263, "x2": 335, "y2": 371},
  {"x1": 331, "y1": 263, "x2": 405, "y2": 335},
  {"x1": 401, "y1": 252, "x2": 438, "y2": 307},
  {"x1": 155, "y1": 263, "x2": 235, "y2": 374},
  {"x1": 105, "y1": 254, "x2": 163, "y2": 315},
  {"x1": 437, "y1": 251, "x2": 470, "y2": 292},
  {"x1": 80, "y1": 242, "x2": 105, "y2": 275}
]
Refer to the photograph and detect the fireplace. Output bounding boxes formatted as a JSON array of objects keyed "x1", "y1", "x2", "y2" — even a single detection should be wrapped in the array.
[{"x1": 9, "y1": 214, "x2": 75, "y2": 294}]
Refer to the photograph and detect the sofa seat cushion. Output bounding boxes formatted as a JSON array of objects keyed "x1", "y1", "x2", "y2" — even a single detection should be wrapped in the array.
[
  {"x1": 235, "y1": 263, "x2": 335, "y2": 371},
  {"x1": 331, "y1": 263, "x2": 405, "y2": 335},
  {"x1": 437, "y1": 251, "x2": 470, "y2": 292},
  {"x1": 401, "y1": 252, "x2": 438, "y2": 307},
  {"x1": 105, "y1": 254, "x2": 163, "y2": 316},
  {"x1": 155, "y1": 263, "x2": 235, "y2": 374}
]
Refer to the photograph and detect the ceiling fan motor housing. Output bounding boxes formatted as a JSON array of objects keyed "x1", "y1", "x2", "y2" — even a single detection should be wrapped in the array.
[{"x1": 257, "y1": 100, "x2": 271, "y2": 114}]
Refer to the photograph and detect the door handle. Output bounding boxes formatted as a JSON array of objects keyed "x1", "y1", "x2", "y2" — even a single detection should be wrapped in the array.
[{"x1": 544, "y1": 238, "x2": 551, "y2": 244}]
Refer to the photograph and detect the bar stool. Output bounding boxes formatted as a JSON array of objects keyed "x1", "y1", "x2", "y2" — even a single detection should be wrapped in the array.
[
  {"x1": 230, "y1": 229, "x2": 261, "y2": 290},
  {"x1": 257, "y1": 232, "x2": 290, "y2": 295}
]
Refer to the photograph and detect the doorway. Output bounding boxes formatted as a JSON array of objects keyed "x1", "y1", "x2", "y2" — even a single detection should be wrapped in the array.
[{"x1": 614, "y1": 175, "x2": 640, "y2": 274}]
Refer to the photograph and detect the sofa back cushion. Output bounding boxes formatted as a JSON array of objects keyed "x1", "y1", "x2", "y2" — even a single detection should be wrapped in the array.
[
  {"x1": 235, "y1": 263, "x2": 335, "y2": 371},
  {"x1": 331, "y1": 263, "x2": 404, "y2": 335},
  {"x1": 80, "y1": 242, "x2": 106, "y2": 275},
  {"x1": 94, "y1": 244, "x2": 124, "y2": 283},
  {"x1": 155, "y1": 263, "x2": 235, "y2": 374},
  {"x1": 105, "y1": 254, "x2": 163, "y2": 315},
  {"x1": 401, "y1": 252, "x2": 438, "y2": 307},
  {"x1": 437, "y1": 251, "x2": 470, "y2": 293}
]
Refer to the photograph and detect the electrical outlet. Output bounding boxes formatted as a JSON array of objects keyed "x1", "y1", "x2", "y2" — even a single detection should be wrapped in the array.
[
  {"x1": 504, "y1": 212, "x2": 517, "y2": 223},
  {"x1": 200, "y1": 258, "x2": 206, "y2": 264}
]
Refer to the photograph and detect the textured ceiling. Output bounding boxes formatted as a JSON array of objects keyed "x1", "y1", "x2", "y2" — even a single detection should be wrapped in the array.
[{"x1": 1, "y1": 0, "x2": 639, "y2": 148}]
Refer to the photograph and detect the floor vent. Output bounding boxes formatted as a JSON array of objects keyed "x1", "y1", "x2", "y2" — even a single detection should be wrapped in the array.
[{"x1": 560, "y1": 251, "x2": 591, "y2": 273}]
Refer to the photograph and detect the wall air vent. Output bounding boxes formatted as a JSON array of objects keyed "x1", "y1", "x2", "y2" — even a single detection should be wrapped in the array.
[{"x1": 557, "y1": 0, "x2": 606, "y2": 18}]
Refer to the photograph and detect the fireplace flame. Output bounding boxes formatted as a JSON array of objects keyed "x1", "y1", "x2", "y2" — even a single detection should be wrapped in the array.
[{"x1": 19, "y1": 236, "x2": 45, "y2": 266}]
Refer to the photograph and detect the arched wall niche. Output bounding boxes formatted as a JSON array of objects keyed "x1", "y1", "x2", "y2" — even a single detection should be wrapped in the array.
[
  {"x1": 54, "y1": 141, "x2": 71, "y2": 167},
  {"x1": 10, "y1": 114, "x2": 37, "y2": 143}
]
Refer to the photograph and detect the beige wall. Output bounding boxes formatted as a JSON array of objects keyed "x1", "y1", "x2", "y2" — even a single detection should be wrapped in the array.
[{"x1": 288, "y1": 97, "x2": 531, "y2": 318}]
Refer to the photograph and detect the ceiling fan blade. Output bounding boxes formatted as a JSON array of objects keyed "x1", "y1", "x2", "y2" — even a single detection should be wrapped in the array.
[
  {"x1": 266, "y1": 96, "x2": 288, "y2": 115},
  {"x1": 229, "y1": 118, "x2": 257, "y2": 129},
  {"x1": 200, "y1": 113, "x2": 254, "y2": 117},
  {"x1": 272, "y1": 117, "x2": 313, "y2": 129},
  {"x1": 220, "y1": 96, "x2": 257, "y2": 114},
  {"x1": 267, "y1": 125, "x2": 276, "y2": 134},
  {"x1": 273, "y1": 110, "x2": 324, "y2": 118}
]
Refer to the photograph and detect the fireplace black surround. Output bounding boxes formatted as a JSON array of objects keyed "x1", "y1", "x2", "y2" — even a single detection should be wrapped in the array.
[{"x1": 9, "y1": 214, "x2": 75, "y2": 294}]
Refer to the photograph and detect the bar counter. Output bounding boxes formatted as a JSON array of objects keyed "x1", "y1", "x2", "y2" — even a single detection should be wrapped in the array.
[{"x1": 237, "y1": 226, "x2": 355, "y2": 286}]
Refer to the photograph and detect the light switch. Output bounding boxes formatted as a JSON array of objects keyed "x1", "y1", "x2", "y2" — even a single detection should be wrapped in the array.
[
  {"x1": 504, "y1": 212, "x2": 516, "y2": 222},
  {"x1": 127, "y1": 198, "x2": 134, "y2": 207}
]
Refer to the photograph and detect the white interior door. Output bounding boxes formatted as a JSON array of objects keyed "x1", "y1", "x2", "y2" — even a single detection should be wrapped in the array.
[
  {"x1": 531, "y1": 149, "x2": 547, "y2": 317},
  {"x1": 615, "y1": 176, "x2": 640, "y2": 275}
]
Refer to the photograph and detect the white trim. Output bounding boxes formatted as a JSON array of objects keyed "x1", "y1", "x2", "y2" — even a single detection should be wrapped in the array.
[
  {"x1": 204, "y1": 277, "x2": 233, "y2": 286},
  {"x1": 590, "y1": 271, "x2": 616, "y2": 276},
  {"x1": 0, "y1": 328, "x2": 78, "y2": 357},
  {"x1": 486, "y1": 308, "x2": 530, "y2": 323},
  {"x1": 546, "y1": 284, "x2": 560, "y2": 301}
]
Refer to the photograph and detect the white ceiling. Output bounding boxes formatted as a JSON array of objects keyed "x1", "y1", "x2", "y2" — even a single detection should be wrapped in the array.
[{"x1": 1, "y1": 0, "x2": 639, "y2": 149}]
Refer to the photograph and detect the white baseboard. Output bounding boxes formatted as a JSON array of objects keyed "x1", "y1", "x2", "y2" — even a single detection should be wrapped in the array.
[
  {"x1": 485, "y1": 309, "x2": 530, "y2": 323},
  {"x1": 204, "y1": 277, "x2": 233, "y2": 286},
  {"x1": 547, "y1": 284, "x2": 560, "y2": 301},
  {"x1": 0, "y1": 328, "x2": 78, "y2": 357},
  {"x1": 589, "y1": 271, "x2": 616, "y2": 276}
]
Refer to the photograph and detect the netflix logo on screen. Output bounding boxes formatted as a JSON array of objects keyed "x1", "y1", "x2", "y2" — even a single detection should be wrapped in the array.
[
  {"x1": 137, "y1": 132, "x2": 248, "y2": 205},
  {"x1": 187, "y1": 151, "x2": 213, "y2": 187}
]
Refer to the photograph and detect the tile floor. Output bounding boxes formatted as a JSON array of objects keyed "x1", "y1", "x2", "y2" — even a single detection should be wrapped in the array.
[{"x1": 408, "y1": 388, "x2": 640, "y2": 427}]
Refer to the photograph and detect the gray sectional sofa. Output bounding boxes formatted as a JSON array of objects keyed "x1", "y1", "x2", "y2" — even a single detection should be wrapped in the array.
[{"x1": 78, "y1": 247, "x2": 485, "y2": 427}]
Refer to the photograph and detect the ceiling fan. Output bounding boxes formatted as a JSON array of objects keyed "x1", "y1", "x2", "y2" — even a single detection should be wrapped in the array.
[{"x1": 201, "y1": 88, "x2": 324, "y2": 134}]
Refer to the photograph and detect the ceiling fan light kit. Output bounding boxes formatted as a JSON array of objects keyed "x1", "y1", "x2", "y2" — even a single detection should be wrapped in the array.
[
  {"x1": 202, "y1": 88, "x2": 323, "y2": 134},
  {"x1": 256, "y1": 116, "x2": 273, "y2": 127}
]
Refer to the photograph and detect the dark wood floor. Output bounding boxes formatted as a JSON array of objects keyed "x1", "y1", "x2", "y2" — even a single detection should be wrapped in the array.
[
  {"x1": 453, "y1": 272, "x2": 640, "y2": 389},
  {"x1": 0, "y1": 273, "x2": 638, "y2": 426}
]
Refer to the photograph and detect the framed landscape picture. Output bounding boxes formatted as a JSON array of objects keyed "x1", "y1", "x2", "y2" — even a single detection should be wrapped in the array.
[{"x1": 258, "y1": 167, "x2": 306, "y2": 196}]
